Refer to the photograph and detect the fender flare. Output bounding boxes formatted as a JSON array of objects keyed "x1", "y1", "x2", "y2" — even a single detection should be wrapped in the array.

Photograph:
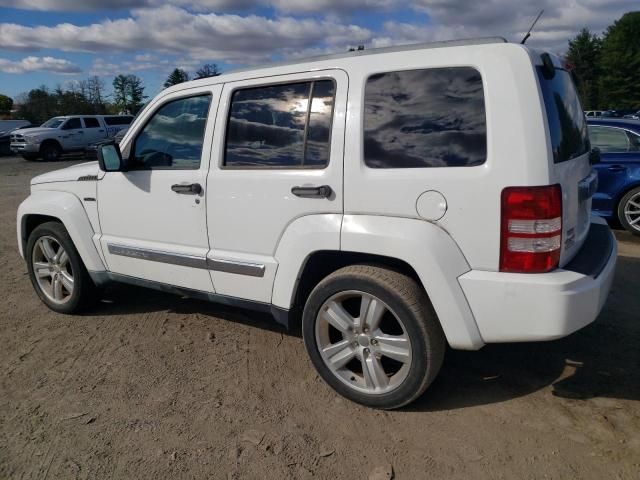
[
  {"x1": 340, "y1": 215, "x2": 483, "y2": 350},
  {"x1": 271, "y1": 214, "x2": 484, "y2": 350},
  {"x1": 17, "y1": 190, "x2": 106, "y2": 273}
]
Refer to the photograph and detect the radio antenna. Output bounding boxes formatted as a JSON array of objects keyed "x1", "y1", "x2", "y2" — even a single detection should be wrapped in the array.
[{"x1": 521, "y1": 10, "x2": 544, "y2": 44}]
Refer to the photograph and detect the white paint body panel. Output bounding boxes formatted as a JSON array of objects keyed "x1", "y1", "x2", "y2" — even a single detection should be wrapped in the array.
[
  {"x1": 96, "y1": 84, "x2": 222, "y2": 292},
  {"x1": 205, "y1": 70, "x2": 347, "y2": 303}
]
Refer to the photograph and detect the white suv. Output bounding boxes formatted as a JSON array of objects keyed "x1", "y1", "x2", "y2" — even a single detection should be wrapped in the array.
[{"x1": 16, "y1": 38, "x2": 616, "y2": 409}]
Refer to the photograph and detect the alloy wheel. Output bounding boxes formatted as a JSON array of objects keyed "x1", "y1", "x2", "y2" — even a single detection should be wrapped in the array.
[
  {"x1": 315, "y1": 290, "x2": 412, "y2": 395},
  {"x1": 623, "y1": 192, "x2": 640, "y2": 233},
  {"x1": 31, "y1": 236, "x2": 74, "y2": 304}
]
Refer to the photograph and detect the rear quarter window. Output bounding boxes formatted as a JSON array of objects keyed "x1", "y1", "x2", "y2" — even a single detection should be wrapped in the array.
[
  {"x1": 537, "y1": 68, "x2": 590, "y2": 163},
  {"x1": 363, "y1": 67, "x2": 487, "y2": 168}
]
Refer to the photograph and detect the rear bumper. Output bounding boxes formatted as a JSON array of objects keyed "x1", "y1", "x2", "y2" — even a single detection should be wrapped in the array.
[{"x1": 459, "y1": 218, "x2": 616, "y2": 343}]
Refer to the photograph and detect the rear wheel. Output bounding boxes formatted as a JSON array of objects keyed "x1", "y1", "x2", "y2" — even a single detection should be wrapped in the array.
[
  {"x1": 26, "y1": 222, "x2": 96, "y2": 313},
  {"x1": 618, "y1": 187, "x2": 640, "y2": 236},
  {"x1": 302, "y1": 265, "x2": 445, "y2": 409},
  {"x1": 40, "y1": 142, "x2": 62, "y2": 161}
]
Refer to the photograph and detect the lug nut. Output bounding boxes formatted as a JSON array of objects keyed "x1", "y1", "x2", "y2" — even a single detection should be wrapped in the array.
[
  {"x1": 371, "y1": 339, "x2": 378, "y2": 345},
  {"x1": 364, "y1": 348, "x2": 370, "y2": 354}
]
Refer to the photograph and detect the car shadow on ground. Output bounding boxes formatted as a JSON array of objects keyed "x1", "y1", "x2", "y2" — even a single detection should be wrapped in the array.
[
  {"x1": 410, "y1": 253, "x2": 640, "y2": 411},
  {"x1": 84, "y1": 253, "x2": 639, "y2": 411}
]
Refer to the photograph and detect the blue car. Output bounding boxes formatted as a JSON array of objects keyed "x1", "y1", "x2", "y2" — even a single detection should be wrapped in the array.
[{"x1": 587, "y1": 119, "x2": 640, "y2": 235}]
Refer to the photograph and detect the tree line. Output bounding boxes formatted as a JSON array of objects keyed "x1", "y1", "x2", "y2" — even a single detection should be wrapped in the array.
[
  {"x1": 565, "y1": 11, "x2": 640, "y2": 111},
  {"x1": 2, "y1": 63, "x2": 221, "y2": 125}
]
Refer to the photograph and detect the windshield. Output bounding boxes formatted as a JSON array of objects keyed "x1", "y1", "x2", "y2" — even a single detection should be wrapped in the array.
[
  {"x1": 537, "y1": 68, "x2": 590, "y2": 163},
  {"x1": 42, "y1": 117, "x2": 65, "y2": 128}
]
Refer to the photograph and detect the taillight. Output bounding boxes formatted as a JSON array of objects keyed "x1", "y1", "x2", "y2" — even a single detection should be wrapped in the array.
[{"x1": 500, "y1": 185, "x2": 562, "y2": 273}]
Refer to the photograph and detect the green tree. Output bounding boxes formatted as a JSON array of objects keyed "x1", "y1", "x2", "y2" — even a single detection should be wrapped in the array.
[
  {"x1": 599, "y1": 11, "x2": 640, "y2": 109},
  {"x1": 566, "y1": 28, "x2": 601, "y2": 110},
  {"x1": 164, "y1": 68, "x2": 189, "y2": 88},
  {"x1": 194, "y1": 63, "x2": 221, "y2": 79},
  {"x1": 0, "y1": 94, "x2": 13, "y2": 116},
  {"x1": 113, "y1": 74, "x2": 147, "y2": 114},
  {"x1": 17, "y1": 86, "x2": 57, "y2": 124}
]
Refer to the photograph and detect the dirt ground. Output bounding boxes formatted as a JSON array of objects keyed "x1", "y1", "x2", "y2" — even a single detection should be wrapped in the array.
[{"x1": 0, "y1": 155, "x2": 639, "y2": 480}]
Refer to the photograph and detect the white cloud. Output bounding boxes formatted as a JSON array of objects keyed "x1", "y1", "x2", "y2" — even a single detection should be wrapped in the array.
[
  {"x1": 0, "y1": 6, "x2": 371, "y2": 63},
  {"x1": 0, "y1": 0, "x2": 391, "y2": 13},
  {"x1": 0, "y1": 55, "x2": 81, "y2": 74}
]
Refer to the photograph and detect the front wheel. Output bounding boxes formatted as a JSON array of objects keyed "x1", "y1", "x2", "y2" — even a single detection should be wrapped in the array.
[
  {"x1": 618, "y1": 187, "x2": 640, "y2": 236},
  {"x1": 302, "y1": 265, "x2": 445, "y2": 409},
  {"x1": 26, "y1": 222, "x2": 96, "y2": 314},
  {"x1": 40, "y1": 142, "x2": 62, "y2": 161}
]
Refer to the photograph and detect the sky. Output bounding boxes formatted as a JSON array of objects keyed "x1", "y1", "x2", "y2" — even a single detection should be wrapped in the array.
[{"x1": 0, "y1": 0, "x2": 635, "y2": 101}]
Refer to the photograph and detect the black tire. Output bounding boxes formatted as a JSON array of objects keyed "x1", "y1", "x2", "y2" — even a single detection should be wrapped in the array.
[
  {"x1": 618, "y1": 187, "x2": 640, "y2": 236},
  {"x1": 26, "y1": 221, "x2": 97, "y2": 314},
  {"x1": 302, "y1": 265, "x2": 446, "y2": 409},
  {"x1": 40, "y1": 142, "x2": 62, "y2": 162}
]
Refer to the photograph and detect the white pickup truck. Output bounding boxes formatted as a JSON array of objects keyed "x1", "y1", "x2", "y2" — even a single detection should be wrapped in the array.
[{"x1": 10, "y1": 115, "x2": 133, "y2": 161}]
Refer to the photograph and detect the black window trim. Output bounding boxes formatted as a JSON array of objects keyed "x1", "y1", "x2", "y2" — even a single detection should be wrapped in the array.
[
  {"x1": 83, "y1": 117, "x2": 101, "y2": 128},
  {"x1": 128, "y1": 92, "x2": 213, "y2": 172},
  {"x1": 362, "y1": 65, "x2": 488, "y2": 169},
  {"x1": 221, "y1": 76, "x2": 337, "y2": 170}
]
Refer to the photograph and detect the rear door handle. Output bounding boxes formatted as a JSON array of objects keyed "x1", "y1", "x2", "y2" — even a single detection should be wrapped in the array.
[
  {"x1": 171, "y1": 183, "x2": 203, "y2": 195},
  {"x1": 291, "y1": 185, "x2": 333, "y2": 198},
  {"x1": 608, "y1": 165, "x2": 625, "y2": 173}
]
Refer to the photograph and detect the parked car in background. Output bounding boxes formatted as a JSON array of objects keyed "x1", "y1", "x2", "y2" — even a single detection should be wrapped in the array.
[
  {"x1": 85, "y1": 126, "x2": 129, "y2": 159},
  {"x1": 588, "y1": 118, "x2": 640, "y2": 235},
  {"x1": 585, "y1": 110, "x2": 605, "y2": 118},
  {"x1": 623, "y1": 111, "x2": 640, "y2": 120},
  {"x1": 0, "y1": 120, "x2": 32, "y2": 155},
  {"x1": 10, "y1": 115, "x2": 133, "y2": 161}
]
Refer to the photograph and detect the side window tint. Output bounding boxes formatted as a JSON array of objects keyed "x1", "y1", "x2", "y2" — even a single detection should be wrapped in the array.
[
  {"x1": 83, "y1": 117, "x2": 100, "y2": 128},
  {"x1": 364, "y1": 67, "x2": 487, "y2": 168},
  {"x1": 305, "y1": 80, "x2": 335, "y2": 167},
  {"x1": 63, "y1": 118, "x2": 82, "y2": 130},
  {"x1": 224, "y1": 79, "x2": 335, "y2": 168},
  {"x1": 588, "y1": 126, "x2": 629, "y2": 153},
  {"x1": 132, "y1": 95, "x2": 211, "y2": 170}
]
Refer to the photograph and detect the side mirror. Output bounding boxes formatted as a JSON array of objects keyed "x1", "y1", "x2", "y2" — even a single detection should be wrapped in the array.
[
  {"x1": 589, "y1": 147, "x2": 601, "y2": 165},
  {"x1": 97, "y1": 140, "x2": 124, "y2": 172}
]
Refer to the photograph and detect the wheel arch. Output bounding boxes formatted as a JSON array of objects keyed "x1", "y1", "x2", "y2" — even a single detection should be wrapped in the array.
[
  {"x1": 39, "y1": 138, "x2": 63, "y2": 152},
  {"x1": 18, "y1": 191, "x2": 105, "y2": 272},
  {"x1": 272, "y1": 214, "x2": 484, "y2": 350}
]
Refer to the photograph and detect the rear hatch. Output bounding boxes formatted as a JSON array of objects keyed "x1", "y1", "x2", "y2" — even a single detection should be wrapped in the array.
[{"x1": 536, "y1": 59, "x2": 595, "y2": 266}]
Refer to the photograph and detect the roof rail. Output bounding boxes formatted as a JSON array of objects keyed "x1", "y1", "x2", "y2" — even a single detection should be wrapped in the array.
[{"x1": 224, "y1": 37, "x2": 508, "y2": 76}]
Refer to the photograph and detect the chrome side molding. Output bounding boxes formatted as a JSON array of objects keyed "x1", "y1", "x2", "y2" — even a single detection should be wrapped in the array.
[
  {"x1": 107, "y1": 243, "x2": 265, "y2": 277},
  {"x1": 206, "y1": 258, "x2": 265, "y2": 278}
]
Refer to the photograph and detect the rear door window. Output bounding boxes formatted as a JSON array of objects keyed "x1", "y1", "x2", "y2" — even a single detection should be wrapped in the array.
[
  {"x1": 537, "y1": 68, "x2": 590, "y2": 163},
  {"x1": 83, "y1": 117, "x2": 100, "y2": 128},
  {"x1": 224, "y1": 79, "x2": 336, "y2": 168},
  {"x1": 588, "y1": 126, "x2": 630, "y2": 153},
  {"x1": 363, "y1": 67, "x2": 487, "y2": 168}
]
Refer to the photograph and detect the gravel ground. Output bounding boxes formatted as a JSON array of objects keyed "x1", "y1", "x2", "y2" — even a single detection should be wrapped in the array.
[{"x1": 1, "y1": 155, "x2": 639, "y2": 479}]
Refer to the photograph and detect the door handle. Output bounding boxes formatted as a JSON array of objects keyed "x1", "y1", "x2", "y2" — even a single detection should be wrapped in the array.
[
  {"x1": 291, "y1": 185, "x2": 333, "y2": 199},
  {"x1": 607, "y1": 165, "x2": 625, "y2": 173},
  {"x1": 171, "y1": 183, "x2": 203, "y2": 195}
]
